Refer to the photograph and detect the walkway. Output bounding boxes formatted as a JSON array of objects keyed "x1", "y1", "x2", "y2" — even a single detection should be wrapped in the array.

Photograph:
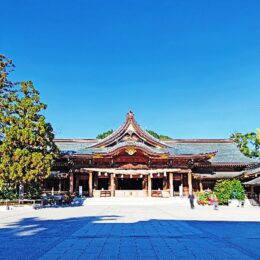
[{"x1": 0, "y1": 198, "x2": 260, "y2": 259}]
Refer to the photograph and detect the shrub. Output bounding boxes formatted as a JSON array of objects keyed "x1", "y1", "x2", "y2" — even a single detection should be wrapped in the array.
[
  {"x1": 25, "y1": 182, "x2": 42, "y2": 199},
  {"x1": 214, "y1": 179, "x2": 245, "y2": 205},
  {"x1": 0, "y1": 184, "x2": 18, "y2": 200}
]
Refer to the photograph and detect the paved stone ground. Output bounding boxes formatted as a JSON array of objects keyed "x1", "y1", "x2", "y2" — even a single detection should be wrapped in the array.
[{"x1": 0, "y1": 198, "x2": 260, "y2": 259}]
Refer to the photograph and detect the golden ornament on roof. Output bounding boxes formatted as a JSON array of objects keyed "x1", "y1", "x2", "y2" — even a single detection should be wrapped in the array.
[
  {"x1": 125, "y1": 148, "x2": 137, "y2": 156},
  {"x1": 93, "y1": 154, "x2": 103, "y2": 159},
  {"x1": 159, "y1": 154, "x2": 169, "y2": 159}
]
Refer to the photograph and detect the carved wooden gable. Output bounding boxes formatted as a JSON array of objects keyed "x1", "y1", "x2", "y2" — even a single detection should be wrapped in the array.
[{"x1": 91, "y1": 111, "x2": 169, "y2": 149}]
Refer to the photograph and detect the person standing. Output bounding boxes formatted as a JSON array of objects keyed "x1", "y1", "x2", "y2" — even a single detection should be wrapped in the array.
[{"x1": 188, "y1": 192, "x2": 195, "y2": 209}]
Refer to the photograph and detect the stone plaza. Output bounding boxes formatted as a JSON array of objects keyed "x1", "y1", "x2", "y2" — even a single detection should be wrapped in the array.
[{"x1": 0, "y1": 198, "x2": 260, "y2": 260}]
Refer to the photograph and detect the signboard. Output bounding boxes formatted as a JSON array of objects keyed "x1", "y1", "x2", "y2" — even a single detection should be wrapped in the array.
[
  {"x1": 179, "y1": 184, "x2": 183, "y2": 197},
  {"x1": 79, "y1": 186, "x2": 83, "y2": 197}
]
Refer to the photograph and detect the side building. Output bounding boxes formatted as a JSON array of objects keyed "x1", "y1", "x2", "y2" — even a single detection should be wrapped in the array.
[{"x1": 45, "y1": 111, "x2": 260, "y2": 198}]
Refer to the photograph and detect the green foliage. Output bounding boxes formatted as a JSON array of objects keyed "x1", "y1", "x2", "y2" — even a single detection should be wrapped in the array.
[
  {"x1": 0, "y1": 183, "x2": 18, "y2": 200},
  {"x1": 0, "y1": 182, "x2": 42, "y2": 200},
  {"x1": 96, "y1": 130, "x2": 114, "y2": 139},
  {"x1": 0, "y1": 54, "x2": 59, "y2": 187},
  {"x1": 147, "y1": 130, "x2": 172, "y2": 140},
  {"x1": 0, "y1": 55, "x2": 16, "y2": 140},
  {"x1": 231, "y1": 131, "x2": 260, "y2": 158},
  {"x1": 25, "y1": 181, "x2": 42, "y2": 199},
  {"x1": 213, "y1": 179, "x2": 246, "y2": 205}
]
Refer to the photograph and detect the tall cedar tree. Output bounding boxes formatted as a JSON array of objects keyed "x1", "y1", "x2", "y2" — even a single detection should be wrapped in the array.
[
  {"x1": 0, "y1": 55, "x2": 58, "y2": 186},
  {"x1": 0, "y1": 55, "x2": 16, "y2": 140}
]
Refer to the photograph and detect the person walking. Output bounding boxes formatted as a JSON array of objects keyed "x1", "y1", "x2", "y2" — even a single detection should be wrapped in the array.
[
  {"x1": 214, "y1": 197, "x2": 219, "y2": 210},
  {"x1": 188, "y1": 192, "x2": 195, "y2": 209}
]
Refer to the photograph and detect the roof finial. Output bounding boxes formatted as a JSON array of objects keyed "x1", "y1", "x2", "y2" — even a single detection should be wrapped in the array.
[{"x1": 127, "y1": 111, "x2": 134, "y2": 119}]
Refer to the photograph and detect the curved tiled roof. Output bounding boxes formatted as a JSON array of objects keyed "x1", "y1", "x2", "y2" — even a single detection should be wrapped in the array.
[
  {"x1": 54, "y1": 112, "x2": 259, "y2": 164},
  {"x1": 55, "y1": 138, "x2": 258, "y2": 164},
  {"x1": 167, "y1": 142, "x2": 257, "y2": 163}
]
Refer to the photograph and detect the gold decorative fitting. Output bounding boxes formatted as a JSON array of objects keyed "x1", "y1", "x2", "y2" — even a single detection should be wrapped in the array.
[
  {"x1": 125, "y1": 148, "x2": 137, "y2": 156},
  {"x1": 93, "y1": 154, "x2": 102, "y2": 159},
  {"x1": 159, "y1": 154, "x2": 169, "y2": 159}
]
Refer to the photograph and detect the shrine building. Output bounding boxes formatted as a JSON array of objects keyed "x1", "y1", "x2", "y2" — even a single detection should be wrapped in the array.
[{"x1": 45, "y1": 111, "x2": 260, "y2": 197}]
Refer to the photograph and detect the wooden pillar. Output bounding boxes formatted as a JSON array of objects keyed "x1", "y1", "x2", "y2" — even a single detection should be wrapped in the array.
[
  {"x1": 250, "y1": 186, "x2": 254, "y2": 198},
  {"x1": 75, "y1": 175, "x2": 79, "y2": 194},
  {"x1": 110, "y1": 173, "x2": 115, "y2": 197},
  {"x1": 199, "y1": 180, "x2": 203, "y2": 192},
  {"x1": 58, "y1": 179, "x2": 62, "y2": 194},
  {"x1": 69, "y1": 172, "x2": 74, "y2": 194},
  {"x1": 88, "y1": 171, "x2": 93, "y2": 197},
  {"x1": 143, "y1": 175, "x2": 148, "y2": 190},
  {"x1": 148, "y1": 175, "x2": 152, "y2": 197},
  {"x1": 179, "y1": 173, "x2": 183, "y2": 197},
  {"x1": 163, "y1": 174, "x2": 167, "y2": 191},
  {"x1": 169, "y1": 172, "x2": 174, "y2": 197},
  {"x1": 93, "y1": 173, "x2": 98, "y2": 190},
  {"x1": 188, "y1": 170, "x2": 193, "y2": 194}
]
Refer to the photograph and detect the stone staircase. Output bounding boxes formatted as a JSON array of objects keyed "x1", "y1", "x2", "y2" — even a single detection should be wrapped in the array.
[{"x1": 82, "y1": 197, "x2": 188, "y2": 206}]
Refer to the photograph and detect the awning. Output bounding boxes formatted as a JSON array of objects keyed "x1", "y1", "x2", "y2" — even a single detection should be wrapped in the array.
[
  {"x1": 244, "y1": 176, "x2": 260, "y2": 186},
  {"x1": 194, "y1": 171, "x2": 244, "y2": 179}
]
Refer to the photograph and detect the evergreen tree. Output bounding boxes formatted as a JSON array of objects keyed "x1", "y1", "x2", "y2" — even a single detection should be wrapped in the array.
[
  {"x1": 231, "y1": 131, "x2": 260, "y2": 158},
  {"x1": 0, "y1": 55, "x2": 58, "y2": 187},
  {"x1": 147, "y1": 130, "x2": 172, "y2": 140},
  {"x1": 96, "y1": 130, "x2": 114, "y2": 139},
  {"x1": 0, "y1": 55, "x2": 16, "y2": 140}
]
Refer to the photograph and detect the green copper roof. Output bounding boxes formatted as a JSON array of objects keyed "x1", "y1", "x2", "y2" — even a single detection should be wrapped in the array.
[
  {"x1": 167, "y1": 142, "x2": 257, "y2": 163},
  {"x1": 55, "y1": 139, "x2": 258, "y2": 164}
]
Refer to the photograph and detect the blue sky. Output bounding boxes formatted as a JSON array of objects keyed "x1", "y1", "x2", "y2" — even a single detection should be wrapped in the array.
[{"x1": 1, "y1": 0, "x2": 260, "y2": 139}]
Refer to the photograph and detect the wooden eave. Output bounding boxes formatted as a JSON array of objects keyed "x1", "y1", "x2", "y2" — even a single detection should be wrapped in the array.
[
  {"x1": 62, "y1": 151, "x2": 216, "y2": 164},
  {"x1": 195, "y1": 162, "x2": 252, "y2": 167},
  {"x1": 169, "y1": 152, "x2": 217, "y2": 161}
]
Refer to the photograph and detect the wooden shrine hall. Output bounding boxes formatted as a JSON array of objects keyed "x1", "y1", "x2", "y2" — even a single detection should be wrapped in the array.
[{"x1": 46, "y1": 111, "x2": 259, "y2": 197}]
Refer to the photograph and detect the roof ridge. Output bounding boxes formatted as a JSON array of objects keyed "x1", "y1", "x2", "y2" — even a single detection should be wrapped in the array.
[
  {"x1": 54, "y1": 139, "x2": 98, "y2": 143},
  {"x1": 164, "y1": 139, "x2": 234, "y2": 144}
]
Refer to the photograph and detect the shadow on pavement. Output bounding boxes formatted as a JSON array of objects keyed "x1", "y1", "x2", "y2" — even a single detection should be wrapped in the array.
[{"x1": 0, "y1": 214, "x2": 260, "y2": 259}]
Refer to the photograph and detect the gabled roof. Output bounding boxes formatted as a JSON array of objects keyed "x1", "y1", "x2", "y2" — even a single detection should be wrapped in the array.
[
  {"x1": 53, "y1": 112, "x2": 259, "y2": 166},
  {"x1": 90, "y1": 111, "x2": 169, "y2": 149}
]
